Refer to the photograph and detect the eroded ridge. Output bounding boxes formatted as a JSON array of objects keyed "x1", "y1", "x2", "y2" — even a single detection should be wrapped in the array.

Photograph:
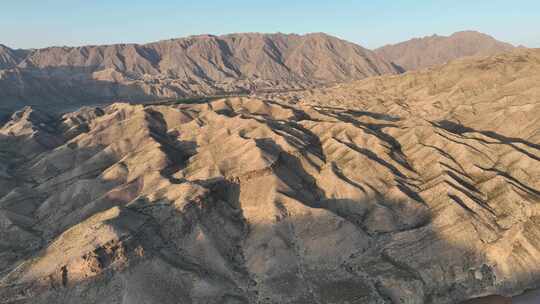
[{"x1": 1, "y1": 49, "x2": 540, "y2": 304}]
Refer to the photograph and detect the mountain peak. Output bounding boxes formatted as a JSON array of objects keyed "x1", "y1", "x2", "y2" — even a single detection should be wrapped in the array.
[
  {"x1": 375, "y1": 30, "x2": 515, "y2": 70},
  {"x1": 449, "y1": 30, "x2": 502, "y2": 41},
  {"x1": 0, "y1": 32, "x2": 399, "y2": 114},
  {"x1": 1, "y1": 48, "x2": 539, "y2": 304}
]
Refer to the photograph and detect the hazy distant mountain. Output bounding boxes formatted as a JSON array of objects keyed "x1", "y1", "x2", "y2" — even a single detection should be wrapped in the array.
[
  {"x1": 375, "y1": 30, "x2": 516, "y2": 70},
  {"x1": 0, "y1": 33, "x2": 398, "y2": 114}
]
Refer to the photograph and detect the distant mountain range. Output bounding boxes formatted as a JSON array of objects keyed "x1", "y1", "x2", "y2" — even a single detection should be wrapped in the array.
[
  {"x1": 1, "y1": 46, "x2": 539, "y2": 304},
  {"x1": 375, "y1": 30, "x2": 516, "y2": 70},
  {"x1": 0, "y1": 31, "x2": 519, "y2": 115},
  {"x1": 0, "y1": 33, "x2": 397, "y2": 114}
]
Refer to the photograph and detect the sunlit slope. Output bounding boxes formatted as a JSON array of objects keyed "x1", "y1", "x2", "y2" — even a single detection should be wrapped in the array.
[{"x1": 0, "y1": 49, "x2": 539, "y2": 304}]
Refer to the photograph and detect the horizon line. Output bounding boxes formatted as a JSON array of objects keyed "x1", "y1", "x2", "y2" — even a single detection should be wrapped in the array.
[{"x1": 1, "y1": 29, "x2": 525, "y2": 51}]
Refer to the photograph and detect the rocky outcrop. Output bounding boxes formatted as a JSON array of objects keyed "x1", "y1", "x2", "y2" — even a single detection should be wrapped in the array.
[{"x1": 0, "y1": 49, "x2": 539, "y2": 304}]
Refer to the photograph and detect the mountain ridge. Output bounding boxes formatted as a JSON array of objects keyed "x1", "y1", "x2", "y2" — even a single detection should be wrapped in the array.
[
  {"x1": 375, "y1": 30, "x2": 516, "y2": 70},
  {"x1": 0, "y1": 48, "x2": 539, "y2": 304},
  {"x1": 0, "y1": 32, "x2": 399, "y2": 114},
  {"x1": 0, "y1": 30, "x2": 521, "y2": 118}
]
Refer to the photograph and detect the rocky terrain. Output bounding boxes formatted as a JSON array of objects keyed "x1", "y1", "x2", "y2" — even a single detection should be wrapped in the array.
[
  {"x1": 0, "y1": 31, "x2": 519, "y2": 121},
  {"x1": 0, "y1": 33, "x2": 398, "y2": 117},
  {"x1": 375, "y1": 31, "x2": 516, "y2": 71},
  {"x1": 0, "y1": 47, "x2": 538, "y2": 303}
]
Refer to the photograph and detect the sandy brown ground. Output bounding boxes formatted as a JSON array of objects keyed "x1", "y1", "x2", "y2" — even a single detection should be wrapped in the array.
[{"x1": 0, "y1": 49, "x2": 539, "y2": 304}]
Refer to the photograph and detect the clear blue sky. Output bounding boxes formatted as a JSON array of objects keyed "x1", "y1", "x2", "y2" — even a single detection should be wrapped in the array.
[{"x1": 2, "y1": 0, "x2": 539, "y2": 49}]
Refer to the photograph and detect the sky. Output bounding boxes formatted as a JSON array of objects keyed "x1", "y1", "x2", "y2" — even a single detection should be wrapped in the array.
[{"x1": 1, "y1": 0, "x2": 539, "y2": 50}]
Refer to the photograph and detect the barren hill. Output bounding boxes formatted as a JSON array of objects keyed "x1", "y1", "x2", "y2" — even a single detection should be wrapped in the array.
[
  {"x1": 0, "y1": 45, "x2": 27, "y2": 69},
  {"x1": 0, "y1": 48, "x2": 539, "y2": 303},
  {"x1": 0, "y1": 33, "x2": 397, "y2": 115},
  {"x1": 375, "y1": 31, "x2": 516, "y2": 70}
]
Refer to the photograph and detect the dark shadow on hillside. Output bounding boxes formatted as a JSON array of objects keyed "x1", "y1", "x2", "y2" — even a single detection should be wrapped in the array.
[
  {"x1": 390, "y1": 62, "x2": 407, "y2": 74},
  {"x1": 254, "y1": 135, "x2": 430, "y2": 237},
  {"x1": 144, "y1": 108, "x2": 197, "y2": 182},
  {"x1": 433, "y1": 120, "x2": 540, "y2": 162},
  {"x1": 2, "y1": 103, "x2": 540, "y2": 304},
  {"x1": 0, "y1": 66, "x2": 169, "y2": 116},
  {"x1": 430, "y1": 119, "x2": 540, "y2": 198},
  {"x1": 0, "y1": 65, "x2": 311, "y2": 116},
  {"x1": 0, "y1": 111, "x2": 11, "y2": 127},
  {"x1": 314, "y1": 106, "x2": 417, "y2": 174}
]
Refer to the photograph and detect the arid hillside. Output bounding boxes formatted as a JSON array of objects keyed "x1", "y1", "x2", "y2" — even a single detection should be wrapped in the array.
[
  {"x1": 0, "y1": 33, "x2": 398, "y2": 116},
  {"x1": 375, "y1": 31, "x2": 516, "y2": 70},
  {"x1": 0, "y1": 45, "x2": 28, "y2": 69},
  {"x1": 0, "y1": 49, "x2": 539, "y2": 304}
]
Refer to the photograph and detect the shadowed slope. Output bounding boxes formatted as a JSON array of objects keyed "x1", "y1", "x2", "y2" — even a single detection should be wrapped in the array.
[
  {"x1": 0, "y1": 33, "x2": 398, "y2": 114},
  {"x1": 0, "y1": 49, "x2": 539, "y2": 304}
]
